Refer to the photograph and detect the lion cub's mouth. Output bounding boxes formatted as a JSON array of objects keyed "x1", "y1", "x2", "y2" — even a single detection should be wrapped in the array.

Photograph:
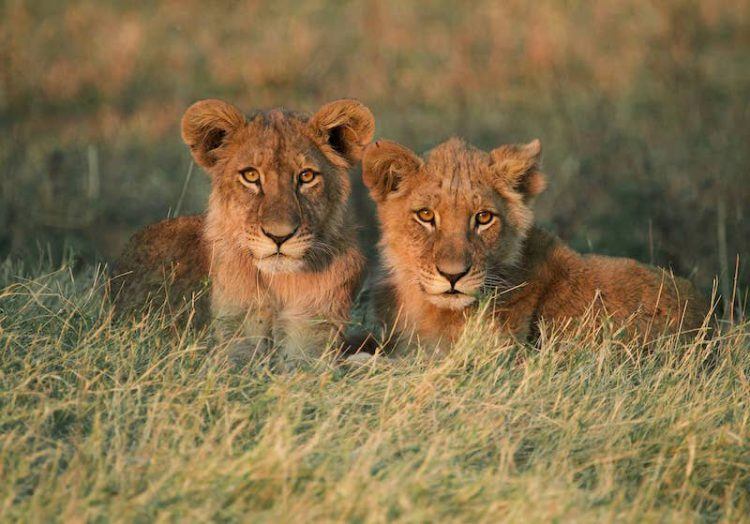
[
  {"x1": 261, "y1": 252, "x2": 296, "y2": 260},
  {"x1": 254, "y1": 252, "x2": 306, "y2": 274},
  {"x1": 425, "y1": 290, "x2": 477, "y2": 311}
]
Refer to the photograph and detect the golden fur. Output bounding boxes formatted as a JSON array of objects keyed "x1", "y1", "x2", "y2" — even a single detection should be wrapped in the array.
[
  {"x1": 362, "y1": 138, "x2": 708, "y2": 354},
  {"x1": 112, "y1": 214, "x2": 211, "y2": 326},
  {"x1": 113, "y1": 98, "x2": 374, "y2": 365}
]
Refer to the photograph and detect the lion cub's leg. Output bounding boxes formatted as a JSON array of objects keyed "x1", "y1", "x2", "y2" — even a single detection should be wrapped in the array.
[
  {"x1": 274, "y1": 309, "x2": 341, "y2": 368},
  {"x1": 211, "y1": 294, "x2": 274, "y2": 365}
]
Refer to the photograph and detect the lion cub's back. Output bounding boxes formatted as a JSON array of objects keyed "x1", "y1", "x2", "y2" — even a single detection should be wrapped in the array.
[
  {"x1": 110, "y1": 214, "x2": 211, "y2": 326},
  {"x1": 580, "y1": 254, "x2": 708, "y2": 333}
]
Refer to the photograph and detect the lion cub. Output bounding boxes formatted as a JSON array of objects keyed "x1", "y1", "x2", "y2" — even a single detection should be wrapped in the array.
[
  {"x1": 361, "y1": 137, "x2": 707, "y2": 353},
  {"x1": 114, "y1": 98, "x2": 375, "y2": 366}
]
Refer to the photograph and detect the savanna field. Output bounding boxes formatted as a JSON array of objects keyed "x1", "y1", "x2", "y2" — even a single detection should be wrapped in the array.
[{"x1": 1, "y1": 1, "x2": 750, "y2": 521}]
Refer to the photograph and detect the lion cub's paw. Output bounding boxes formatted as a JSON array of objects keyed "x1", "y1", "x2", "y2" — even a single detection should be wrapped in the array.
[{"x1": 343, "y1": 352, "x2": 388, "y2": 368}]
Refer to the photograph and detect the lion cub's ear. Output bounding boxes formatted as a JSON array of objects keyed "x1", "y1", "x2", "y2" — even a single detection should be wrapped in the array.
[
  {"x1": 489, "y1": 139, "x2": 546, "y2": 201},
  {"x1": 181, "y1": 99, "x2": 246, "y2": 170},
  {"x1": 309, "y1": 99, "x2": 375, "y2": 165},
  {"x1": 362, "y1": 140, "x2": 423, "y2": 202}
]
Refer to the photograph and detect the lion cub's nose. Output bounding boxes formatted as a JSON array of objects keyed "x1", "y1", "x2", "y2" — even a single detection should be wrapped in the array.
[
  {"x1": 262, "y1": 224, "x2": 299, "y2": 248},
  {"x1": 436, "y1": 263, "x2": 471, "y2": 287}
]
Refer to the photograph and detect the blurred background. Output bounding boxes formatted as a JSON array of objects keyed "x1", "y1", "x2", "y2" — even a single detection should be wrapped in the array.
[{"x1": 1, "y1": 0, "x2": 748, "y2": 306}]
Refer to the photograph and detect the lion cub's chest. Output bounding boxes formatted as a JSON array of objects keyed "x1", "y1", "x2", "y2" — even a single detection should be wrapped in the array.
[
  {"x1": 210, "y1": 253, "x2": 360, "y2": 362},
  {"x1": 213, "y1": 270, "x2": 333, "y2": 330}
]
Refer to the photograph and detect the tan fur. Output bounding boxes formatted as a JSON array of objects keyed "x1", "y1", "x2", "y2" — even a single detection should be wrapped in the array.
[
  {"x1": 113, "y1": 98, "x2": 374, "y2": 366},
  {"x1": 111, "y1": 214, "x2": 211, "y2": 327},
  {"x1": 363, "y1": 138, "x2": 708, "y2": 355}
]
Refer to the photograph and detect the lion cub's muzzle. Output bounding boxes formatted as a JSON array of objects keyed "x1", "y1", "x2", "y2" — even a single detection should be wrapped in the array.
[
  {"x1": 421, "y1": 258, "x2": 486, "y2": 310},
  {"x1": 261, "y1": 224, "x2": 299, "y2": 250},
  {"x1": 251, "y1": 219, "x2": 312, "y2": 274}
]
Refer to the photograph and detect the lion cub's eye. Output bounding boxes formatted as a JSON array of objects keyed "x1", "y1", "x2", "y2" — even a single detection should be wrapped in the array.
[
  {"x1": 416, "y1": 208, "x2": 435, "y2": 223},
  {"x1": 238, "y1": 168, "x2": 260, "y2": 186},
  {"x1": 476, "y1": 210, "x2": 494, "y2": 226},
  {"x1": 298, "y1": 169, "x2": 317, "y2": 184}
]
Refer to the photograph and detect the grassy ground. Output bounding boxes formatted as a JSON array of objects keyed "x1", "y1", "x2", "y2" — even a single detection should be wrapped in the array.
[{"x1": 1, "y1": 262, "x2": 748, "y2": 522}]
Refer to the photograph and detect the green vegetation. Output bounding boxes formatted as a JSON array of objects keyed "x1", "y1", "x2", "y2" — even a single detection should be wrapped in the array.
[{"x1": 1, "y1": 264, "x2": 748, "y2": 521}]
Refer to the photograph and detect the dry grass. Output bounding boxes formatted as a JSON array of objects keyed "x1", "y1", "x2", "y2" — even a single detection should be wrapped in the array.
[
  {"x1": 1, "y1": 2, "x2": 749, "y2": 520},
  {"x1": 1, "y1": 262, "x2": 748, "y2": 522}
]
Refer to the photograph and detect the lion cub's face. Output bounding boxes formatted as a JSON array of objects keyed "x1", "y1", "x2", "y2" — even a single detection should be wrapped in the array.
[
  {"x1": 182, "y1": 99, "x2": 374, "y2": 274},
  {"x1": 363, "y1": 138, "x2": 546, "y2": 310}
]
